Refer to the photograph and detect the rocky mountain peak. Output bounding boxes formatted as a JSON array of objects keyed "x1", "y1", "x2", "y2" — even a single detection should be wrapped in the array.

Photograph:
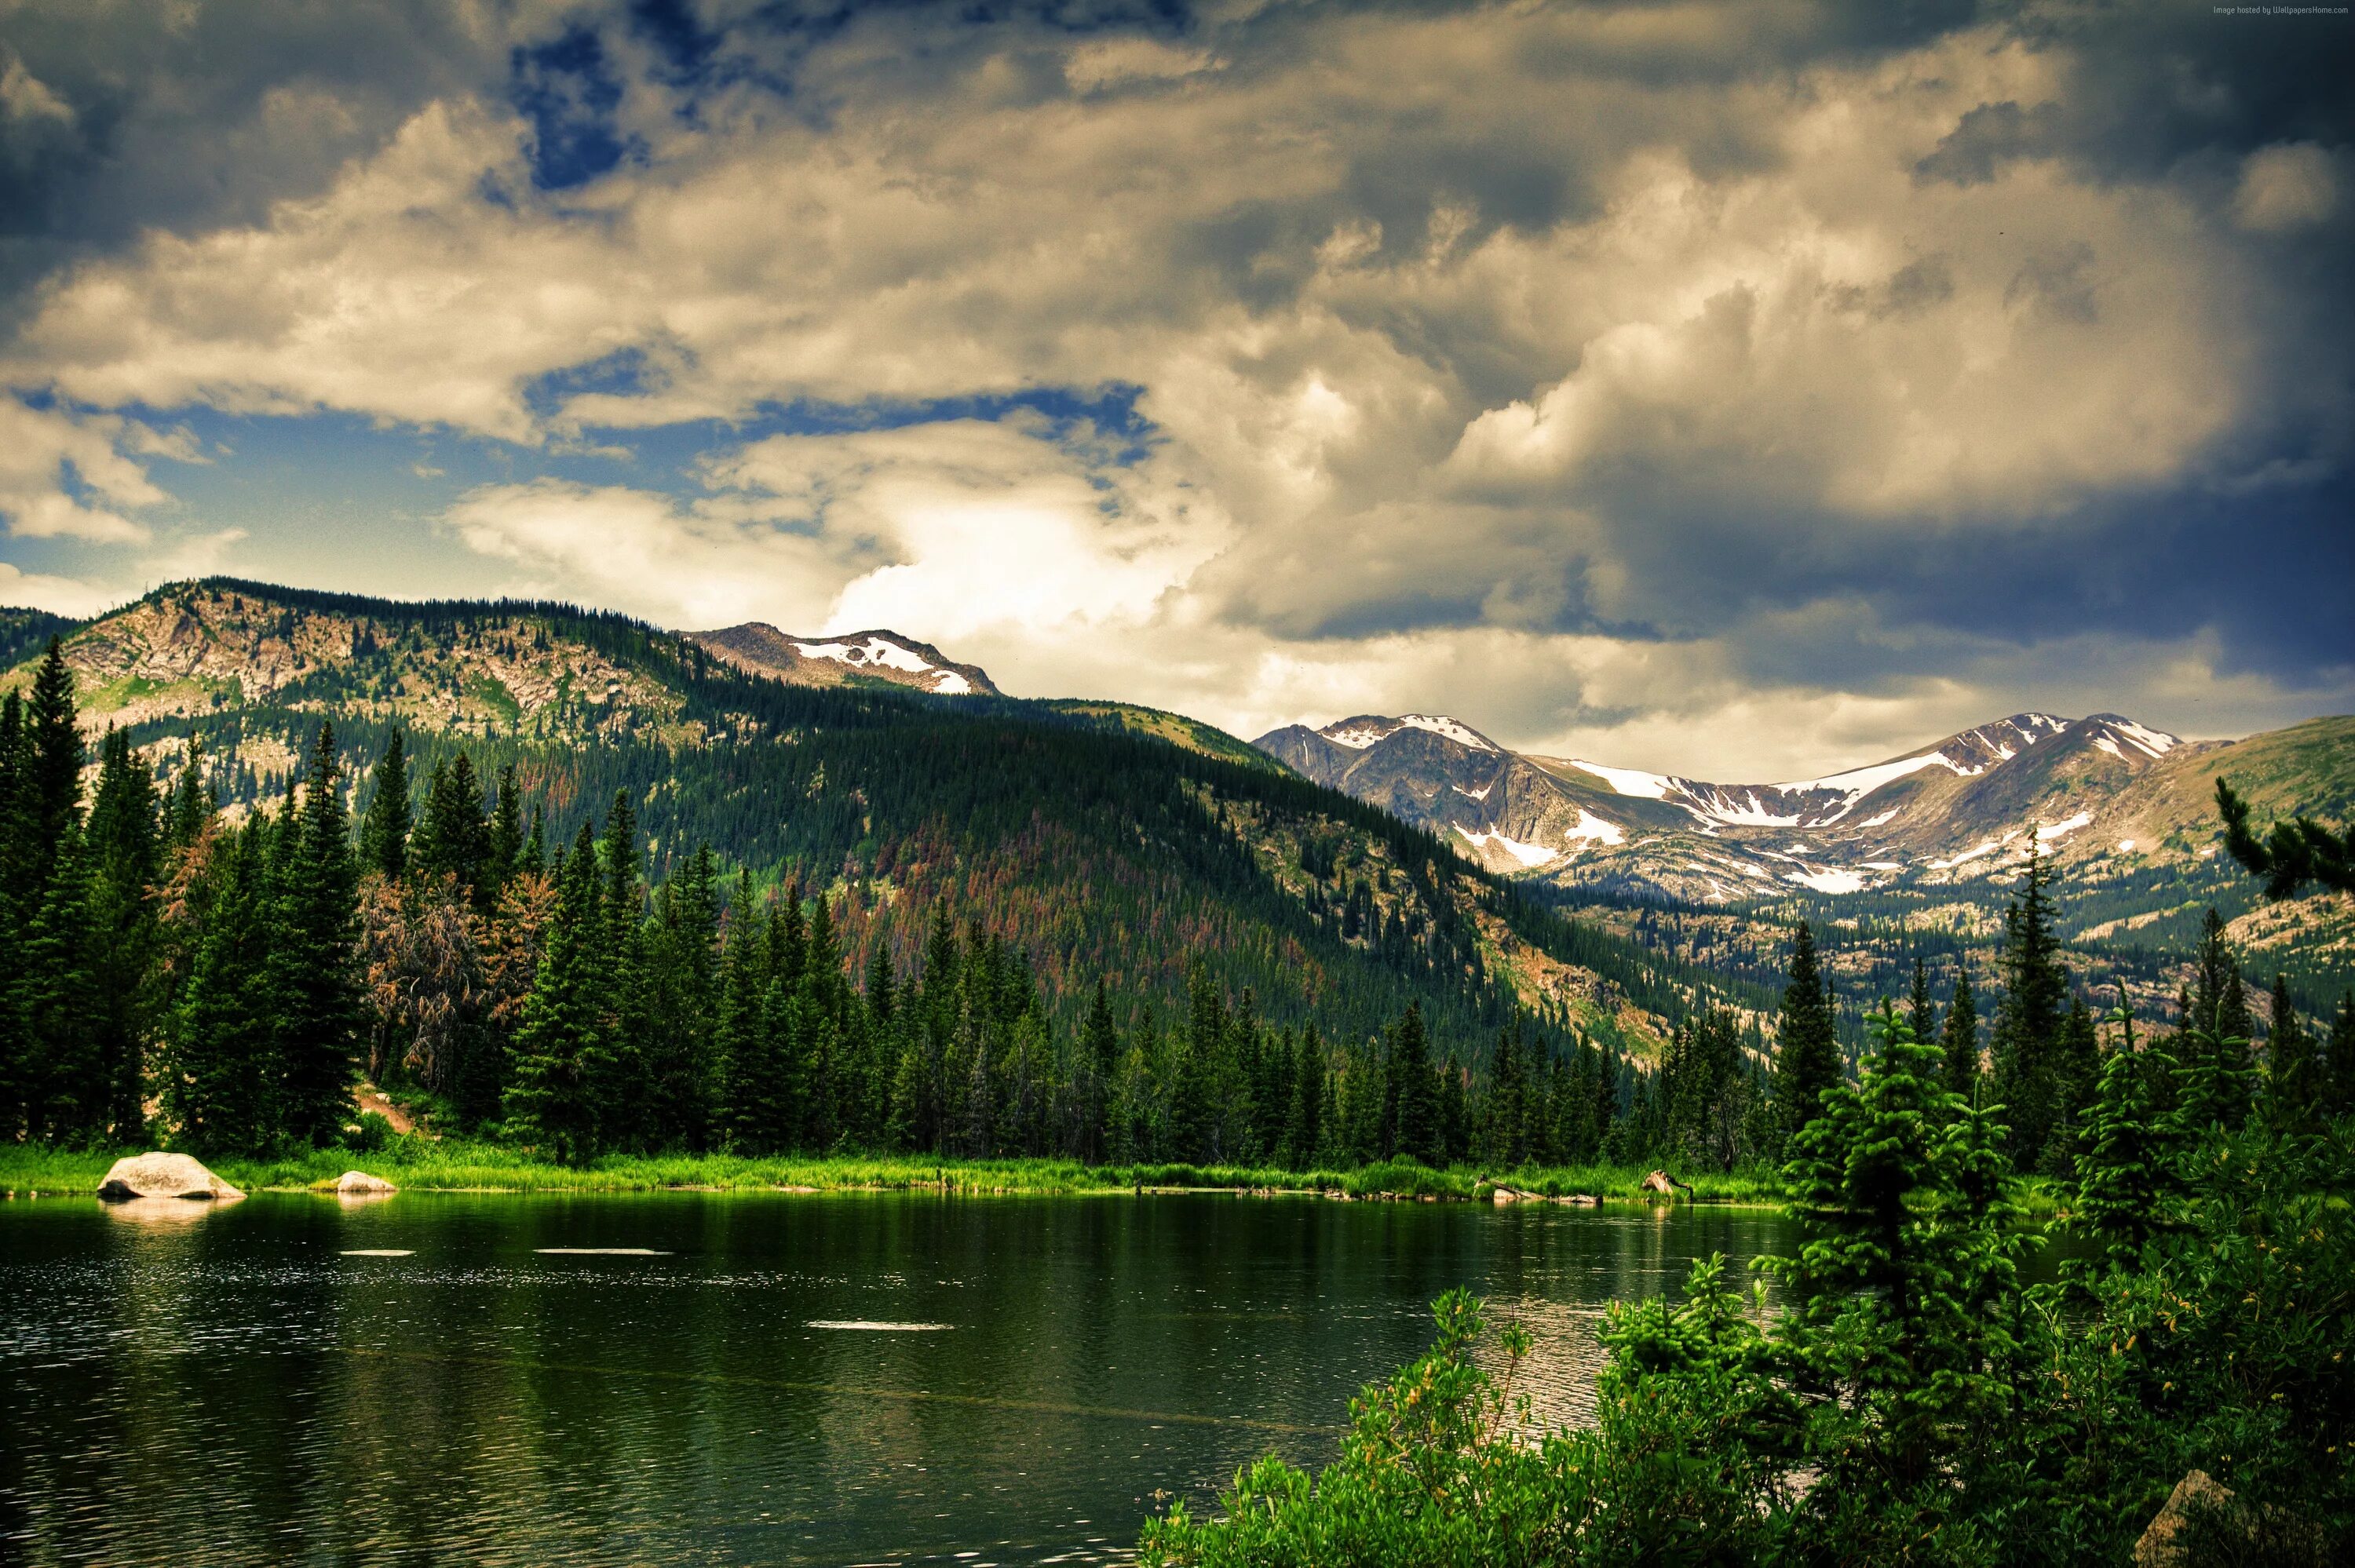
[{"x1": 688, "y1": 623, "x2": 999, "y2": 697}]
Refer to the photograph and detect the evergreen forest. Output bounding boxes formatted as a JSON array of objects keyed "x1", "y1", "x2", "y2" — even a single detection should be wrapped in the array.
[{"x1": 6, "y1": 627, "x2": 2347, "y2": 1197}]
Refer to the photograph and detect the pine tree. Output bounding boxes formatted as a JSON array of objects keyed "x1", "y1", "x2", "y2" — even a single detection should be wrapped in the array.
[
  {"x1": 1287, "y1": 1024, "x2": 1326, "y2": 1169},
  {"x1": 506, "y1": 822, "x2": 610, "y2": 1164},
  {"x1": 487, "y1": 763, "x2": 524, "y2": 898},
  {"x1": 163, "y1": 735, "x2": 214, "y2": 854},
  {"x1": 1389, "y1": 1001, "x2": 1439, "y2": 1165},
  {"x1": 1776, "y1": 1002, "x2": 2013, "y2": 1488},
  {"x1": 414, "y1": 753, "x2": 492, "y2": 903},
  {"x1": 1081, "y1": 979, "x2": 1119, "y2": 1162},
  {"x1": 1484, "y1": 1021, "x2": 1528, "y2": 1169},
  {"x1": 2182, "y1": 909, "x2": 2255, "y2": 1131},
  {"x1": 1941, "y1": 962, "x2": 1980, "y2": 1103},
  {"x1": 1992, "y1": 839, "x2": 2068, "y2": 1160},
  {"x1": 164, "y1": 812, "x2": 280, "y2": 1152},
  {"x1": 1437, "y1": 1049, "x2": 1468, "y2": 1165},
  {"x1": 2072, "y1": 998, "x2": 2177, "y2": 1268},
  {"x1": 592, "y1": 790, "x2": 650, "y2": 1149},
  {"x1": 2328, "y1": 992, "x2": 2355, "y2": 1121},
  {"x1": 1774, "y1": 922, "x2": 1842, "y2": 1141},
  {"x1": 272, "y1": 722, "x2": 364, "y2": 1144},
  {"x1": 2042, "y1": 997, "x2": 2101, "y2": 1176},
  {"x1": 1908, "y1": 958, "x2": 1937, "y2": 1056},
  {"x1": 84, "y1": 727, "x2": 161, "y2": 1140},
  {"x1": 23, "y1": 639, "x2": 82, "y2": 859},
  {"x1": 5, "y1": 640, "x2": 93, "y2": 1141},
  {"x1": 358, "y1": 730, "x2": 411, "y2": 883},
  {"x1": 2263, "y1": 974, "x2": 2317, "y2": 1136}
]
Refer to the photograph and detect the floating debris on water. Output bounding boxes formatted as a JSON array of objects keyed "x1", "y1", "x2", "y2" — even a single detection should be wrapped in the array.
[
  {"x1": 806, "y1": 1320, "x2": 952, "y2": 1331},
  {"x1": 535, "y1": 1247, "x2": 670, "y2": 1256}
]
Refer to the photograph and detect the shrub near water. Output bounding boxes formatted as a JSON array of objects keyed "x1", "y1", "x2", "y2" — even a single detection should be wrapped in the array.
[{"x1": 1143, "y1": 1007, "x2": 2355, "y2": 1567}]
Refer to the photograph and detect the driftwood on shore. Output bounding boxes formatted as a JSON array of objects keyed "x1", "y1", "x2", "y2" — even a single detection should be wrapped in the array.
[{"x1": 1487, "y1": 1184, "x2": 1602, "y2": 1206}]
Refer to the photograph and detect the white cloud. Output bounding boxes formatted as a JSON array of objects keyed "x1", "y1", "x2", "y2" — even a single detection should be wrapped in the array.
[
  {"x1": 0, "y1": 560, "x2": 117, "y2": 618},
  {"x1": 0, "y1": 397, "x2": 172, "y2": 544},
  {"x1": 0, "y1": 5, "x2": 2342, "y2": 774},
  {"x1": 442, "y1": 478, "x2": 848, "y2": 630}
]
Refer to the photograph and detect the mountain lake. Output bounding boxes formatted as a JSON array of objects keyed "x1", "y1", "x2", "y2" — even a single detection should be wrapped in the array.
[{"x1": 3, "y1": 1191, "x2": 1799, "y2": 1565}]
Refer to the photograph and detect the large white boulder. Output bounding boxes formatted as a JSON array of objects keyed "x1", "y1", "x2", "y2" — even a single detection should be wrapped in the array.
[
  {"x1": 335, "y1": 1171, "x2": 396, "y2": 1194},
  {"x1": 95, "y1": 1151, "x2": 245, "y2": 1202}
]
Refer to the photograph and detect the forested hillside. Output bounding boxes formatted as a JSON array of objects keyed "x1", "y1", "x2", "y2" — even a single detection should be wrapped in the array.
[{"x1": 0, "y1": 580, "x2": 1786, "y2": 1169}]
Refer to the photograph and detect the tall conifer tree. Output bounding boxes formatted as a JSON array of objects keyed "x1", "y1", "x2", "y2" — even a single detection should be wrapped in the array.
[
  {"x1": 1941, "y1": 962, "x2": 1981, "y2": 1103},
  {"x1": 358, "y1": 731, "x2": 411, "y2": 883},
  {"x1": 1774, "y1": 922, "x2": 1842, "y2": 1141},
  {"x1": 1992, "y1": 839, "x2": 2068, "y2": 1161},
  {"x1": 506, "y1": 822, "x2": 608, "y2": 1163},
  {"x1": 273, "y1": 723, "x2": 363, "y2": 1144},
  {"x1": 86, "y1": 727, "x2": 161, "y2": 1139}
]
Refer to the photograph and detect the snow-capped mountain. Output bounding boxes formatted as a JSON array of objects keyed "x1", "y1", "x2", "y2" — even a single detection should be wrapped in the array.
[
  {"x1": 1254, "y1": 708, "x2": 2321, "y2": 906},
  {"x1": 688, "y1": 624, "x2": 999, "y2": 697}
]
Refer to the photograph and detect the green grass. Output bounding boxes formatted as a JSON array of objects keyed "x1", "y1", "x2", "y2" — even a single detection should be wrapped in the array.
[{"x1": 0, "y1": 1141, "x2": 1787, "y2": 1203}]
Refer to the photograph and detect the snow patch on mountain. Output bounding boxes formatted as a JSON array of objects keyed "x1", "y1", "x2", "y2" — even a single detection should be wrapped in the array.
[
  {"x1": 1775, "y1": 749, "x2": 1962, "y2": 797},
  {"x1": 1564, "y1": 809, "x2": 1624, "y2": 846},
  {"x1": 1319, "y1": 713, "x2": 1498, "y2": 752},
  {"x1": 2036, "y1": 812, "x2": 2094, "y2": 842},
  {"x1": 790, "y1": 634, "x2": 973, "y2": 694},
  {"x1": 1452, "y1": 826, "x2": 1558, "y2": 868},
  {"x1": 1399, "y1": 714, "x2": 1497, "y2": 749},
  {"x1": 2084, "y1": 715, "x2": 2181, "y2": 758},
  {"x1": 1787, "y1": 868, "x2": 1868, "y2": 894},
  {"x1": 1565, "y1": 760, "x2": 1674, "y2": 799}
]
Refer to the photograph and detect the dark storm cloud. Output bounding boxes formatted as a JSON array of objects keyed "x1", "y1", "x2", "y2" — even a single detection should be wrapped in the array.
[
  {"x1": 0, "y1": 1, "x2": 526, "y2": 323},
  {"x1": 0, "y1": 0, "x2": 2347, "y2": 769}
]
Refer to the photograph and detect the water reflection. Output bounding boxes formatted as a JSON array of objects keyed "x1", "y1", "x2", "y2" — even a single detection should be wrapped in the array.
[
  {"x1": 5, "y1": 1191, "x2": 1799, "y2": 1566},
  {"x1": 100, "y1": 1194, "x2": 239, "y2": 1226}
]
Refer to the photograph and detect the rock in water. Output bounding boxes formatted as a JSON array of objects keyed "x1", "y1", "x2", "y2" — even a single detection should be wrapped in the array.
[
  {"x1": 95, "y1": 1152, "x2": 244, "y2": 1202},
  {"x1": 335, "y1": 1171, "x2": 397, "y2": 1194}
]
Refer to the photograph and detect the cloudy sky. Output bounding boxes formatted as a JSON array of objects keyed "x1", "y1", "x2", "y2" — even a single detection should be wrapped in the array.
[{"x1": 1, "y1": 0, "x2": 2349, "y2": 778}]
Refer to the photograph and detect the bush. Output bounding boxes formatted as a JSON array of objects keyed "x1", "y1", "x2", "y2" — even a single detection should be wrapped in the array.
[
  {"x1": 1145, "y1": 1008, "x2": 2355, "y2": 1566},
  {"x1": 341, "y1": 1111, "x2": 394, "y2": 1154}
]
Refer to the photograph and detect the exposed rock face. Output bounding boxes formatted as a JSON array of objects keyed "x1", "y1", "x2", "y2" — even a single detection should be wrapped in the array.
[
  {"x1": 95, "y1": 1152, "x2": 244, "y2": 1202},
  {"x1": 2132, "y1": 1469, "x2": 2320, "y2": 1566},
  {"x1": 335, "y1": 1171, "x2": 397, "y2": 1194},
  {"x1": 2135, "y1": 1470, "x2": 2237, "y2": 1566}
]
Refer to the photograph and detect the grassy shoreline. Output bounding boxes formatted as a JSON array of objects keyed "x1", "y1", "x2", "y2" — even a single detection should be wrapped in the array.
[{"x1": 0, "y1": 1139, "x2": 1787, "y2": 1205}]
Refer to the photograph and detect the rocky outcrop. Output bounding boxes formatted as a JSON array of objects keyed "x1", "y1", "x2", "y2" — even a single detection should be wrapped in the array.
[
  {"x1": 2135, "y1": 1471, "x2": 2238, "y2": 1566},
  {"x1": 95, "y1": 1152, "x2": 244, "y2": 1202},
  {"x1": 334, "y1": 1171, "x2": 397, "y2": 1194},
  {"x1": 2133, "y1": 1469, "x2": 2320, "y2": 1566}
]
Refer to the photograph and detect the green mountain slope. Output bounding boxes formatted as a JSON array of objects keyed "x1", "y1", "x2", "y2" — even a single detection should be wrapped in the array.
[{"x1": 5, "y1": 579, "x2": 1722, "y2": 1065}]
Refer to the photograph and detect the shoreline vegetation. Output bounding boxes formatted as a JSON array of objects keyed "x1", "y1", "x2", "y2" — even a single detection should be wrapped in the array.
[{"x1": 0, "y1": 1140, "x2": 1786, "y2": 1204}]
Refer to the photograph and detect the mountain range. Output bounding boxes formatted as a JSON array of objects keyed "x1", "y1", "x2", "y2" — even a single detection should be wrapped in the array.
[
  {"x1": 2, "y1": 579, "x2": 1718, "y2": 1061},
  {"x1": 6, "y1": 578, "x2": 2348, "y2": 1046},
  {"x1": 1257, "y1": 706, "x2": 2355, "y2": 1011},
  {"x1": 1254, "y1": 709, "x2": 2340, "y2": 897}
]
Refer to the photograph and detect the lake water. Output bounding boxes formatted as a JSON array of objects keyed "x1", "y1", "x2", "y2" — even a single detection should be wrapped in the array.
[{"x1": 2, "y1": 1191, "x2": 1796, "y2": 1566}]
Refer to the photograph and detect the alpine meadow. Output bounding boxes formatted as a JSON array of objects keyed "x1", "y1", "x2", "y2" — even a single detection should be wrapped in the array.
[{"x1": 2, "y1": 3, "x2": 2350, "y2": 1566}]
